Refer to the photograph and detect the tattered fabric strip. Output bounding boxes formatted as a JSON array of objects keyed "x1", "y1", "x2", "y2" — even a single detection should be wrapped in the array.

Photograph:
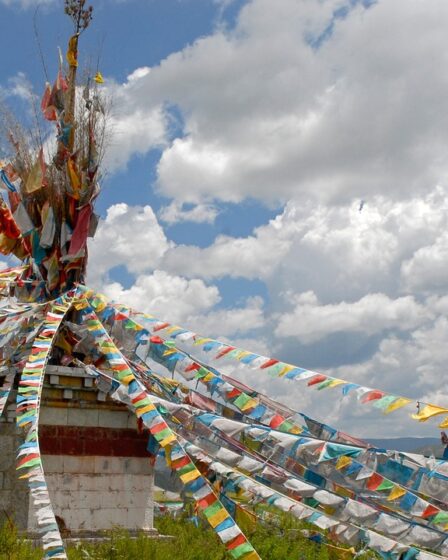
[
  {"x1": 110, "y1": 301, "x2": 448, "y2": 428},
  {"x1": 180, "y1": 438, "x2": 445, "y2": 560},
  {"x1": 70, "y1": 355, "x2": 448, "y2": 555},
  {"x1": 0, "y1": 370, "x2": 16, "y2": 417},
  {"x1": 16, "y1": 293, "x2": 74, "y2": 560},
  {"x1": 1, "y1": 309, "x2": 46, "y2": 418},
  {"x1": 148, "y1": 394, "x2": 448, "y2": 549},
  {"x1": 84, "y1": 291, "x2": 307, "y2": 436},
  {"x1": 82, "y1": 290, "x2": 446, "y2": 528},
  {"x1": 77, "y1": 302, "x2": 260, "y2": 560},
  {"x1": 96, "y1": 304, "x2": 448, "y2": 515}
]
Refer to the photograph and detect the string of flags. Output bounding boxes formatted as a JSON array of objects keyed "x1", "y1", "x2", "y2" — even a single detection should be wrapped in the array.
[
  {"x1": 1, "y1": 282, "x2": 448, "y2": 558},
  {"x1": 106, "y1": 305, "x2": 448, "y2": 429},
  {"x1": 0, "y1": 8, "x2": 447, "y2": 558},
  {"x1": 16, "y1": 295, "x2": 73, "y2": 559},
  {"x1": 79, "y1": 356, "x2": 448, "y2": 557},
  {"x1": 77, "y1": 301, "x2": 260, "y2": 560}
]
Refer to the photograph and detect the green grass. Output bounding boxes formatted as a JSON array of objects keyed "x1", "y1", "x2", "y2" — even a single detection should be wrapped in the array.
[{"x1": 0, "y1": 516, "x2": 366, "y2": 560}]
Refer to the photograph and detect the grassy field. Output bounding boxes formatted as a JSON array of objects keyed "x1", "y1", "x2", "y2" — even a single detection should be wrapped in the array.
[{"x1": 0, "y1": 515, "x2": 369, "y2": 560}]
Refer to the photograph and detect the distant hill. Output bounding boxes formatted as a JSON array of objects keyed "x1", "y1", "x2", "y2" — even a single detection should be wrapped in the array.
[{"x1": 367, "y1": 437, "x2": 444, "y2": 457}]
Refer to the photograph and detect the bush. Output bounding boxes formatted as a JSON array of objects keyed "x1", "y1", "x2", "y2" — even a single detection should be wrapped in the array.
[{"x1": 0, "y1": 516, "x2": 358, "y2": 560}]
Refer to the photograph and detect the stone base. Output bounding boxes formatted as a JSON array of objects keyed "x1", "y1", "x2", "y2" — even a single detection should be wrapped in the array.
[{"x1": 1, "y1": 370, "x2": 157, "y2": 537}]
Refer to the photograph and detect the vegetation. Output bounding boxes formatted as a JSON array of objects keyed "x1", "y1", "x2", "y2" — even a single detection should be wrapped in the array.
[{"x1": 0, "y1": 515, "x2": 370, "y2": 560}]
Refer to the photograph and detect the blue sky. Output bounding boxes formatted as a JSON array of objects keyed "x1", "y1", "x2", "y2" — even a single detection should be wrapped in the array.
[
  {"x1": 0, "y1": 0, "x2": 277, "y2": 297},
  {"x1": 2, "y1": 0, "x2": 448, "y2": 438}
]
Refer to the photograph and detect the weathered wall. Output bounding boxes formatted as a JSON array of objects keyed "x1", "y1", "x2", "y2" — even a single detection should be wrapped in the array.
[
  {"x1": 28, "y1": 456, "x2": 154, "y2": 535},
  {"x1": 0, "y1": 366, "x2": 156, "y2": 536},
  {"x1": 0, "y1": 402, "x2": 30, "y2": 530}
]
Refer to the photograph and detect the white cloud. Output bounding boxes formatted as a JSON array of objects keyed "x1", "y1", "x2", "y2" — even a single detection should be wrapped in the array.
[
  {"x1": 102, "y1": 69, "x2": 167, "y2": 173},
  {"x1": 101, "y1": 270, "x2": 220, "y2": 325},
  {"x1": 401, "y1": 232, "x2": 448, "y2": 294},
  {"x1": 87, "y1": 203, "x2": 172, "y2": 285},
  {"x1": 160, "y1": 186, "x2": 448, "y2": 296},
  {"x1": 102, "y1": 0, "x2": 448, "y2": 206},
  {"x1": 275, "y1": 291, "x2": 430, "y2": 344},
  {"x1": 101, "y1": 270, "x2": 266, "y2": 339},
  {"x1": 187, "y1": 295, "x2": 265, "y2": 337},
  {"x1": 0, "y1": 72, "x2": 34, "y2": 102},
  {"x1": 327, "y1": 316, "x2": 448, "y2": 406},
  {"x1": 162, "y1": 209, "x2": 294, "y2": 280},
  {"x1": 78, "y1": 0, "x2": 448, "y2": 436},
  {"x1": 158, "y1": 201, "x2": 219, "y2": 224},
  {"x1": 0, "y1": 0, "x2": 55, "y2": 7}
]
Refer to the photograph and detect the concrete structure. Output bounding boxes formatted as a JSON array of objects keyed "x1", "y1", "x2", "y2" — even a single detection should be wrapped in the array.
[{"x1": 0, "y1": 366, "x2": 155, "y2": 538}]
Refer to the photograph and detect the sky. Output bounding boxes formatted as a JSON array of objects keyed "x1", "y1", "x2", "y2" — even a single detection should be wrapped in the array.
[{"x1": 1, "y1": 0, "x2": 448, "y2": 438}]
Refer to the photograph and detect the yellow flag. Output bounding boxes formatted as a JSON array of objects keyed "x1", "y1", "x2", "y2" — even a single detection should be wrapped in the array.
[
  {"x1": 55, "y1": 333, "x2": 71, "y2": 354},
  {"x1": 290, "y1": 425, "x2": 302, "y2": 434},
  {"x1": 136, "y1": 404, "x2": 155, "y2": 416},
  {"x1": 384, "y1": 397, "x2": 412, "y2": 414},
  {"x1": 336, "y1": 456, "x2": 352, "y2": 470},
  {"x1": 235, "y1": 350, "x2": 252, "y2": 360},
  {"x1": 179, "y1": 469, "x2": 200, "y2": 484},
  {"x1": 439, "y1": 416, "x2": 448, "y2": 428},
  {"x1": 244, "y1": 554, "x2": 261, "y2": 560},
  {"x1": 159, "y1": 433, "x2": 177, "y2": 447},
  {"x1": 412, "y1": 404, "x2": 448, "y2": 422},
  {"x1": 94, "y1": 71, "x2": 104, "y2": 84},
  {"x1": 66, "y1": 158, "x2": 81, "y2": 197},
  {"x1": 25, "y1": 150, "x2": 45, "y2": 193},
  {"x1": 0, "y1": 233, "x2": 17, "y2": 255},
  {"x1": 208, "y1": 508, "x2": 229, "y2": 528},
  {"x1": 327, "y1": 544, "x2": 356, "y2": 559},
  {"x1": 278, "y1": 364, "x2": 296, "y2": 377},
  {"x1": 67, "y1": 35, "x2": 78, "y2": 67},
  {"x1": 241, "y1": 398, "x2": 258, "y2": 412},
  {"x1": 193, "y1": 337, "x2": 210, "y2": 346},
  {"x1": 387, "y1": 485, "x2": 407, "y2": 501},
  {"x1": 328, "y1": 379, "x2": 346, "y2": 389}
]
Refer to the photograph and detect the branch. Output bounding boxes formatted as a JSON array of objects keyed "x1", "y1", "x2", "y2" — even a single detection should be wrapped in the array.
[{"x1": 64, "y1": 0, "x2": 93, "y2": 34}]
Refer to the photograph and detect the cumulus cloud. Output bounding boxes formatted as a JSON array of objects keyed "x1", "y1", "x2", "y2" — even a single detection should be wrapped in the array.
[
  {"x1": 158, "y1": 201, "x2": 219, "y2": 224},
  {"x1": 160, "y1": 186, "x2": 448, "y2": 297},
  {"x1": 87, "y1": 203, "x2": 172, "y2": 285},
  {"x1": 162, "y1": 209, "x2": 294, "y2": 279},
  {"x1": 187, "y1": 295, "x2": 265, "y2": 337},
  {"x1": 275, "y1": 291, "x2": 430, "y2": 344},
  {"x1": 87, "y1": 205, "x2": 266, "y2": 336},
  {"x1": 102, "y1": 68, "x2": 167, "y2": 173},
  {"x1": 100, "y1": 270, "x2": 266, "y2": 341},
  {"x1": 0, "y1": 72, "x2": 35, "y2": 102},
  {"x1": 101, "y1": 0, "x2": 448, "y2": 208},
  {"x1": 101, "y1": 270, "x2": 220, "y2": 324},
  {"x1": 401, "y1": 232, "x2": 448, "y2": 294},
  {"x1": 0, "y1": 0, "x2": 54, "y2": 7},
  {"x1": 79, "y1": 0, "x2": 448, "y2": 435},
  {"x1": 326, "y1": 316, "x2": 448, "y2": 406}
]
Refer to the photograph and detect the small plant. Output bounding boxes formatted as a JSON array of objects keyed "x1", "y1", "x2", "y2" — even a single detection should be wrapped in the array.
[
  {"x1": 0, "y1": 516, "x2": 373, "y2": 560},
  {"x1": 0, "y1": 520, "x2": 42, "y2": 560}
]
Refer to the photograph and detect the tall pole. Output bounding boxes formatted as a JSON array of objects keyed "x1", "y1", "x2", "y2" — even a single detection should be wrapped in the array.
[{"x1": 64, "y1": 0, "x2": 93, "y2": 153}]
